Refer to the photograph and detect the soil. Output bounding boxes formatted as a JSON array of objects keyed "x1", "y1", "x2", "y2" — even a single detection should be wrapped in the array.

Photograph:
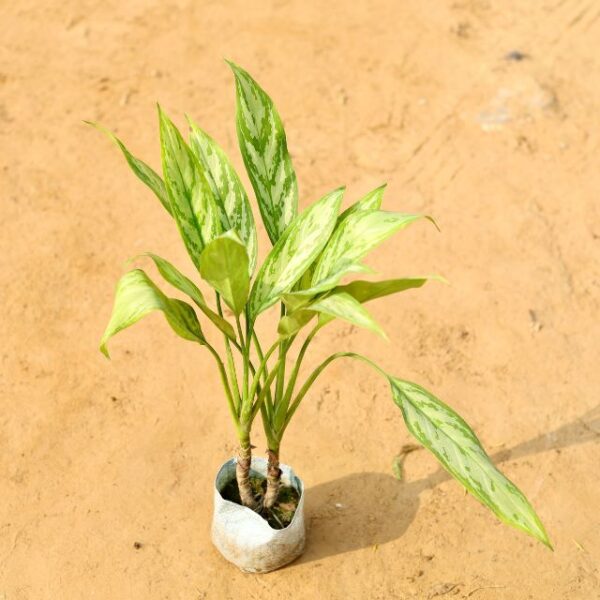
[
  {"x1": 1, "y1": 1, "x2": 600, "y2": 599},
  {"x1": 220, "y1": 476, "x2": 301, "y2": 529}
]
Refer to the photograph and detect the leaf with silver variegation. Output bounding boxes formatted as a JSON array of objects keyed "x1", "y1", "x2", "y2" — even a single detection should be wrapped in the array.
[
  {"x1": 311, "y1": 292, "x2": 387, "y2": 339},
  {"x1": 228, "y1": 61, "x2": 298, "y2": 245},
  {"x1": 188, "y1": 119, "x2": 258, "y2": 273},
  {"x1": 389, "y1": 377, "x2": 552, "y2": 549},
  {"x1": 158, "y1": 107, "x2": 221, "y2": 270},
  {"x1": 249, "y1": 187, "x2": 343, "y2": 320},
  {"x1": 311, "y1": 210, "x2": 437, "y2": 291},
  {"x1": 100, "y1": 269, "x2": 204, "y2": 358},
  {"x1": 337, "y1": 183, "x2": 386, "y2": 223}
]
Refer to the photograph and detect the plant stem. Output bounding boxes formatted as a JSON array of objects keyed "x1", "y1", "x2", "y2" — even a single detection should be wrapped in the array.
[
  {"x1": 205, "y1": 343, "x2": 240, "y2": 434},
  {"x1": 263, "y1": 447, "x2": 281, "y2": 510},
  {"x1": 252, "y1": 332, "x2": 274, "y2": 414},
  {"x1": 236, "y1": 431, "x2": 258, "y2": 510},
  {"x1": 281, "y1": 351, "x2": 384, "y2": 435},
  {"x1": 216, "y1": 294, "x2": 241, "y2": 414}
]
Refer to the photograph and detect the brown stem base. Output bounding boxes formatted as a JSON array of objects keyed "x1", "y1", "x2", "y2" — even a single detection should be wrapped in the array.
[
  {"x1": 236, "y1": 444, "x2": 258, "y2": 510},
  {"x1": 263, "y1": 449, "x2": 282, "y2": 510}
]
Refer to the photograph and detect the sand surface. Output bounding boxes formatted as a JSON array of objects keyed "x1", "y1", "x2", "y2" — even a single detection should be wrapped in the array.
[{"x1": 1, "y1": 1, "x2": 599, "y2": 598}]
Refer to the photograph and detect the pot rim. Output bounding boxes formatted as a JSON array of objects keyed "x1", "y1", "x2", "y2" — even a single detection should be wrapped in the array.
[{"x1": 213, "y1": 456, "x2": 305, "y2": 532}]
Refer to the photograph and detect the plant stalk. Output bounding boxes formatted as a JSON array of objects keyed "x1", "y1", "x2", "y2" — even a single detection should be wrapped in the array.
[
  {"x1": 263, "y1": 447, "x2": 281, "y2": 510},
  {"x1": 236, "y1": 433, "x2": 258, "y2": 510}
]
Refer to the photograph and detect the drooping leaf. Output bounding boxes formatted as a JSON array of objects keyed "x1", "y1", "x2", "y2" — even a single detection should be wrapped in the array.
[
  {"x1": 158, "y1": 107, "x2": 221, "y2": 270},
  {"x1": 338, "y1": 183, "x2": 386, "y2": 223},
  {"x1": 188, "y1": 120, "x2": 258, "y2": 273},
  {"x1": 249, "y1": 187, "x2": 343, "y2": 320},
  {"x1": 85, "y1": 121, "x2": 172, "y2": 216},
  {"x1": 335, "y1": 276, "x2": 445, "y2": 304},
  {"x1": 311, "y1": 210, "x2": 436, "y2": 292},
  {"x1": 100, "y1": 269, "x2": 204, "y2": 358},
  {"x1": 310, "y1": 292, "x2": 387, "y2": 339},
  {"x1": 389, "y1": 377, "x2": 552, "y2": 548},
  {"x1": 199, "y1": 231, "x2": 250, "y2": 316},
  {"x1": 141, "y1": 253, "x2": 236, "y2": 341},
  {"x1": 228, "y1": 60, "x2": 298, "y2": 245}
]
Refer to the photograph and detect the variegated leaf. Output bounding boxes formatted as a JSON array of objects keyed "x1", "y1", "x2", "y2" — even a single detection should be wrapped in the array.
[
  {"x1": 85, "y1": 121, "x2": 172, "y2": 216},
  {"x1": 249, "y1": 188, "x2": 343, "y2": 320},
  {"x1": 199, "y1": 231, "x2": 249, "y2": 316},
  {"x1": 158, "y1": 107, "x2": 221, "y2": 270},
  {"x1": 188, "y1": 120, "x2": 258, "y2": 273},
  {"x1": 338, "y1": 183, "x2": 386, "y2": 223},
  {"x1": 335, "y1": 276, "x2": 445, "y2": 304},
  {"x1": 100, "y1": 269, "x2": 204, "y2": 358},
  {"x1": 310, "y1": 292, "x2": 387, "y2": 338},
  {"x1": 389, "y1": 377, "x2": 552, "y2": 548},
  {"x1": 228, "y1": 61, "x2": 298, "y2": 244},
  {"x1": 311, "y1": 210, "x2": 435, "y2": 291},
  {"x1": 141, "y1": 253, "x2": 236, "y2": 341}
]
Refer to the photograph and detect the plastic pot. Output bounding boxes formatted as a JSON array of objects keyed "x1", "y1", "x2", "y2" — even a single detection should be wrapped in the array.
[{"x1": 211, "y1": 457, "x2": 305, "y2": 573}]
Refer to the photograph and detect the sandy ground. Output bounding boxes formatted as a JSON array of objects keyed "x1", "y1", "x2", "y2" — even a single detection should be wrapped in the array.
[{"x1": 1, "y1": 1, "x2": 600, "y2": 598}]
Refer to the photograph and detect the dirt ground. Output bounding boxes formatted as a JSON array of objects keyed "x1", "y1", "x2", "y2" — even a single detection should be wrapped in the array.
[{"x1": 1, "y1": 1, "x2": 599, "y2": 598}]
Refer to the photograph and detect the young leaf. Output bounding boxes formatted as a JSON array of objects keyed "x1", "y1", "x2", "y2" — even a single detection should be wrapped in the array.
[
  {"x1": 249, "y1": 187, "x2": 343, "y2": 320},
  {"x1": 141, "y1": 253, "x2": 236, "y2": 341},
  {"x1": 335, "y1": 275, "x2": 445, "y2": 304},
  {"x1": 310, "y1": 292, "x2": 387, "y2": 339},
  {"x1": 338, "y1": 183, "x2": 386, "y2": 223},
  {"x1": 389, "y1": 377, "x2": 552, "y2": 548},
  {"x1": 228, "y1": 61, "x2": 298, "y2": 245},
  {"x1": 311, "y1": 211, "x2": 436, "y2": 291},
  {"x1": 85, "y1": 121, "x2": 172, "y2": 216},
  {"x1": 100, "y1": 269, "x2": 204, "y2": 358},
  {"x1": 277, "y1": 309, "x2": 316, "y2": 338},
  {"x1": 199, "y1": 231, "x2": 250, "y2": 316},
  {"x1": 158, "y1": 107, "x2": 221, "y2": 270},
  {"x1": 188, "y1": 120, "x2": 258, "y2": 273}
]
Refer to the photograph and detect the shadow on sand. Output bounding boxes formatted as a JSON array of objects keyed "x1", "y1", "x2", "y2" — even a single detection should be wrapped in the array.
[{"x1": 295, "y1": 404, "x2": 600, "y2": 565}]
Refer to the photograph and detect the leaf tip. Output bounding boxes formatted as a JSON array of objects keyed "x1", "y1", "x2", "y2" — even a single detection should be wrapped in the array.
[
  {"x1": 425, "y1": 215, "x2": 441, "y2": 232},
  {"x1": 99, "y1": 343, "x2": 111, "y2": 359}
]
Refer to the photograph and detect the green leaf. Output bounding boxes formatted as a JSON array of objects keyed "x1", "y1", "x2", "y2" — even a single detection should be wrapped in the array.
[
  {"x1": 277, "y1": 309, "x2": 316, "y2": 338},
  {"x1": 228, "y1": 60, "x2": 298, "y2": 245},
  {"x1": 188, "y1": 120, "x2": 258, "y2": 273},
  {"x1": 141, "y1": 253, "x2": 236, "y2": 341},
  {"x1": 338, "y1": 183, "x2": 386, "y2": 223},
  {"x1": 100, "y1": 269, "x2": 204, "y2": 358},
  {"x1": 249, "y1": 187, "x2": 343, "y2": 320},
  {"x1": 310, "y1": 292, "x2": 387, "y2": 339},
  {"x1": 158, "y1": 107, "x2": 222, "y2": 270},
  {"x1": 199, "y1": 231, "x2": 250, "y2": 316},
  {"x1": 311, "y1": 210, "x2": 436, "y2": 292},
  {"x1": 85, "y1": 121, "x2": 172, "y2": 217},
  {"x1": 335, "y1": 275, "x2": 445, "y2": 304},
  {"x1": 389, "y1": 377, "x2": 552, "y2": 548}
]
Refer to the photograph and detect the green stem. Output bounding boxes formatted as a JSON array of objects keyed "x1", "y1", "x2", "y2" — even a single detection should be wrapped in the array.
[
  {"x1": 252, "y1": 332, "x2": 274, "y2": 414},
  {"x1": 246, "y1": 339, "x2": 280, "y2": 418},
  {"x1": 274, "y1": 325, "x2": 319, "y2": 432},
  {"x1": 235, "y1": 314, "x2": 250, "y2": 408},
  {"x1": 216, "y1": 294, "x2": 241, "y2": 414},
  {"x1": 281, "y1": 351, "x2": 384, "y2": 435},
  {"x1": 251, "y1": 361, "x2": 281, "y2": 423},
  {"x1": 205, "y1": 342, "x2": 241, "y2": 434}
]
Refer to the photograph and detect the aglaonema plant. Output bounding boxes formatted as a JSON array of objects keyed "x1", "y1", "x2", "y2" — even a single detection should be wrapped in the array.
[{"x1": 91, "y1": 61, "x2": 551, "y2": 548}]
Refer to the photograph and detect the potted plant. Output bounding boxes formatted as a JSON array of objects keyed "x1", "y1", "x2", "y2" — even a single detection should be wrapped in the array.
[{"x1": 90, "y1": 61, "x2": 551, "y2": 573}]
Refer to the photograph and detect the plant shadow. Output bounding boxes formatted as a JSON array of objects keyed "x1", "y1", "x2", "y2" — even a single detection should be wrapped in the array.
[{"x1": 295, "y1": 404, "x2": 600, "y2": 565}]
